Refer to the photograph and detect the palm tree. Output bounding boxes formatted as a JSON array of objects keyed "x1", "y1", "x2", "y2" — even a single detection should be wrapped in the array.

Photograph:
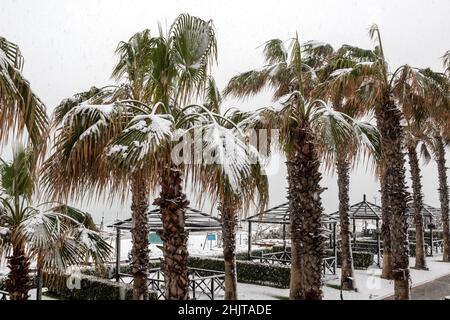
[
  {"x1": 0, "y1": 37, "x2": 49, "y2": 154},
  {"x1": 224, "y1": 35, "x2": 366, "y2": 299},
  {"x1": 313, "y1": 44, "x2": 381, "y2": 290},
  {"x1": 44, "y1": 14, "x2": 220, "y2": 300},
  {"x1": 0, "y1": 145, "x2": 111, "y2": 300},
  {"x1": 192, "y1": 83, "x2": 269, "y2": 299},
  {"x1": 438, "y1": 52, "x2": 450, "y2": 261},
  {"x1": 404, "y1": 65, "x2": 450, "y2": 263},
  {"x1": 44, "y1": 30, "x2": 165, "y2": 300},
  {"x1": 392, "y1": 64, "x2": 450, "y2": 269},
  {"x1": 108, "y1": 15, "x2": 217, "y2": 300},
  {"x1": 434, "y1": 133, "x2": 450, "y2": 261},
  {"x1": 403, "y1": 116, "x2": 429, "y2": 269},
  {"x1": 318, "y1": 25, "x2": 440, "y2": 298}
]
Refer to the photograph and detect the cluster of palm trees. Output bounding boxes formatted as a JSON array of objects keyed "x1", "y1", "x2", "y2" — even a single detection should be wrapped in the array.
[
  {"x1": 1, "y1": 14, "x2": 449, "y2": 301},
  {"x1": 0, "y1": 38, "x2": 111, "y2": 300}
]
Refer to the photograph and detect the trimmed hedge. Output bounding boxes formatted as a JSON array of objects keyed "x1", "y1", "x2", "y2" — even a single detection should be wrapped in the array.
[
  {"x1": 44, "y1": 273, "x2": 157, "y2": 300},
  {"x1": 235, "y1": 248, "x2": 273, "y2": 261},
  {"x1": 408, "y1": 228, "x2": 444, "y2": 240},
  {"x1": 334, "y1": 251, "x2": 374, "y2": 270},
  {"x1": 188, "y1": 256, "x2": 290, "y2": 288}
]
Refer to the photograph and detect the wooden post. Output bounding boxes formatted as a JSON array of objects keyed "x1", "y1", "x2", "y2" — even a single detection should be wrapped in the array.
[
  {"x1": 115, "y1": 228, "x2": 121, "y2": 282},
  {"x1": 282, "y1": 223, "x2": 287, "y2": 252},
  {"x1": 429, "y1": 225, "x2": 434, "y2": 257},
  {"x1": 376, "y1": 219, "x2": 381, "y2": 267},
  {"x1": 352, "y1": 218, "x2": 356, "y2": 247},
  {"x1": 36, "y1": 266, "x2": 42, "y2": 300},
  {"x1": 248, "y1": 222, "x2": 252, "y2": 259},
  {"x1": 333, "y1": 223, "x2": 337, "y2": 275}
]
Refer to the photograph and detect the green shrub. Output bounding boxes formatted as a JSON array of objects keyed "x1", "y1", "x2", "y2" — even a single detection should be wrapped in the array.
[
  {"x1": 234, "y1": 248, "x2": 273, "y2": 260},
  {"x1": 187, "y1": 256, "x2": 290, "y2": 288},
  {"x1": 43, "y1": 272, "x2": 157, "y2": 300},
  {"x1": 408, "y1": 228, "x2": 443, "y2": 242},
  {"x1": 334, "y1": 251, "x2": 374, "y2": 269}
]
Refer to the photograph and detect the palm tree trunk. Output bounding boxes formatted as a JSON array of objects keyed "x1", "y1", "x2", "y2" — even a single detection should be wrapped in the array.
[
  {"x1": 336, "y1": 156, "x2": 356, "y2": 290},
  {"x1": 379, "y1": 170, "x2": 393, "y2": 279},
  {"x1": 154, "y1": 164, "x2": 189, "y2": 300},
  {"x1": 287, "y1": 126, "x2": 324, "y2": 300},
  {"x1": 7, "y1": 243, "x2": 31, "y2": 300},
  {"x1": 130, "y1": 174, "x2": 150, "y2": 300},
  {"x1": 435, "y1": 135, "x2": 450, "y2": 262},
  {"x1": 219, "y1": 196, "x2": 239, "y2": 300},
  {"x1": 407, "y1": 145, "x2": 427, "y2": 269},
  {"x1": 376, "y1": 99, "x2": 410, "y2": 300}
]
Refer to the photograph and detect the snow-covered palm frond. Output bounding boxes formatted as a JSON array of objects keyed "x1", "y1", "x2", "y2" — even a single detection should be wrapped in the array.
[
  {"x1": 204, "y1": 76, "x2": 222, "y2": 113},
  {"x1": 223, "y1": 69, "x2": 270, "y2": 98},
  {"x1": 106, "y1": 112, "x2": 174, "y2": 170},
  {"x1": 71, "y1": 226, "x2": 111, "y2": 265},
  {"x1": 308, "y1": 100, "x2": 356, "y2": 159},
  {"x1": 170, "y1": 14, "x2": 217, "y2": 102},
  {"x1": 443, "y1": 50, "x2": 450, "y2": 75},
  {"x1": 262, "y1": 39, "x2": 288, "y2": 64},
  {"x1": 198, "y1": 123, "x2": 258, "y2": 193},
  {"x1": 17, "y1": 209, "x2": 58, "y2": 253},
  {"x1": 336, "y1": 44, "x2": 378, "y2": 63},
  {"x1": 53, "y1": 87, "x2": 101, "y2": 126},
  {"x1": 302, "y1": 40, "x2": 334, "y2": 68},
  {"x1": 0, "y1": 37, "x2": 49, "y2": 151},
  {"x1": 112, "y1": 30, "x2": 153, "y2": 85},
  {"x1": 0, "y1": 145, "x2": 35, "y2": 200}
]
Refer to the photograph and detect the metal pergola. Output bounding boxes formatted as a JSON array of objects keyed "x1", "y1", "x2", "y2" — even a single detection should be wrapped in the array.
[
  {"x1": 109, "y1": 206, "x2": 222, "y2": 282},
  {"x1": 329, "y1": 194, "x2": 382, "y2": 265},
  {"x1": 407, "y1": 202, "x2": 438, "y2": 225},
  {"x1": 243, "y1": 202, "x2": 338, "y2": 267}
]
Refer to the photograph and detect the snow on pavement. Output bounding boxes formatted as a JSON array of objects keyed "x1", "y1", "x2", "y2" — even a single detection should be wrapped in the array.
[{"x1": 237, "y1": 254, "x2": 450, "y2": 300}]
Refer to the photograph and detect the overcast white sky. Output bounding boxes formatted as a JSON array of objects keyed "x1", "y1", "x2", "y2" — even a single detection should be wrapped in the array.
[{"x1": 1, "y1": 0, "x2": 449, "y2": 224}]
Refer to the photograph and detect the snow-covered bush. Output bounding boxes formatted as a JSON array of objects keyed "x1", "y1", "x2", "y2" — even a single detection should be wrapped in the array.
[
  {"x1": 44, "y1": 272, "x2": 157, "y2": 300},
  {"x1": 187, "y1": 256, "x2": 290, "y2": 288}
]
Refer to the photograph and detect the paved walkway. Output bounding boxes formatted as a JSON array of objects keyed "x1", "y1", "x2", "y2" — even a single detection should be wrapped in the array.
[{"x1": 385, "y1": 273, "x2": 450, "y2": 300}]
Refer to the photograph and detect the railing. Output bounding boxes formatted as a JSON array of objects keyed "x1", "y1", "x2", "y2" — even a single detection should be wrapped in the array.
[
  {"x1": 432, "y1": 240, "x2": 444, "y2": 255},
  {"x1": 251, "y1": 251, "x2": 337, "y2": 275},
  {"x1": 0, "y1": 290, "x2": 9, "y2": 300},
  {"x1": 323, "y1": 257, "x2": 336, "y2": 275},
  {"x1": 118, "y1": 267, "x2": 225, "y2": 300},
  {"x1": 255, "y1": 251, "x2": 291, "y2": 265}
]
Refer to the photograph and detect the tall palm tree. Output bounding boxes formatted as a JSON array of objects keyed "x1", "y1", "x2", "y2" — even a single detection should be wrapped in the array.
[
  {"x1": 44, "y1": 14, "x2": 220, "y2": 300},
  {"x1": 108, "y1": 15, "x2": 217, "y2": 300},
  {"x1": 0, "y1": 145, "x2": 111, "y2": 300},
  {"x1": 403, "y1": 116, "x2": 429, "y2": 269},
  {"x1": 406, "y1": 65, "x2": 450, "y2": 262},
  {"x1": 318, "y1": 25, "x2": 439, "y2": 298},
  {"x1": 0, "y1": 37, "x2": 49, "y2": 154},
  {"x1": 106, "y1": 100, "x2": 257, "y2": 300},
  {"x1": 313, "y1": 44, "x2": 381, "y2": 290},
  {"x1": 192, "y1": 83, "x2": 269, "y2": 299},
  {"x1": 434, "y1": 133, "x2": 450, "y2": 261},
  {"x1": 224, "y1": 35, "x2": 367, "y2": 299},
  {"x1": 392, "y1": 64, "x2": 449, "y2": 269}
]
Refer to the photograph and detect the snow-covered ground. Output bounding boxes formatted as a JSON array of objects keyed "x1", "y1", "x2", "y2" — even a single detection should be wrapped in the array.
[
  {"x1": 237, "y1": 254, "x2": 450, "y2": 300},
  {"x1": 109, "y1": 230, "x2": 251, "y2": 260},
  {"x1": 2, "y1": 231, "x2": 448, "y2": 300}
]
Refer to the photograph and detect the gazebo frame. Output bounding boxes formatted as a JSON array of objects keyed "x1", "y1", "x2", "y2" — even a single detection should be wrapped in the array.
[
  {"x1": 330, "y1": 194, "x2": 382, "y2": 266},
  {"x1": 109, "y1": 206, "x2": 224, "y2": 299},
  {"x1": 243, "y1": 202, "x2": 338, "y2": 274}
]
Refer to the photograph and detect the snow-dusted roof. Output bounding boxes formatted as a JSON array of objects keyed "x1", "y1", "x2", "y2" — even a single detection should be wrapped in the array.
[
  {"x1": 406, "y1": 203, "x2": 439, "y2": 219},
  {"x1": 109, "y1": 207, "x2": 221, "y2": 232},
  {"x1": 344, "y1": 195, "x2": 382, "y2": 220},
  {"x1": 243, "y1": 202, "x2": 337, "y2": 224}
]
